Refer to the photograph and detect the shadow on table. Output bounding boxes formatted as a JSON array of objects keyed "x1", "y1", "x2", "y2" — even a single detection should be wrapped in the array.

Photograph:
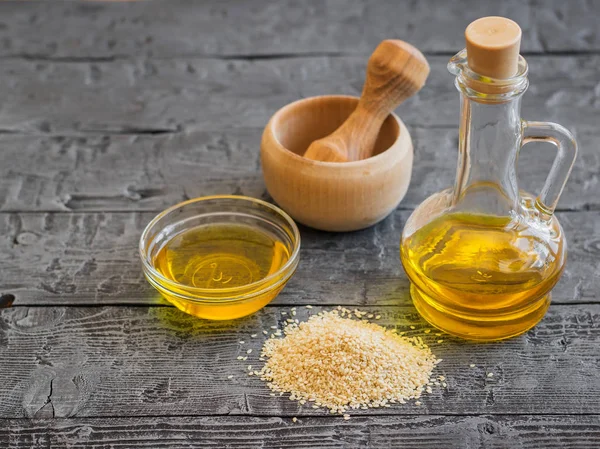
[{"x1": 148, "y1": 301, "x2": 266, "y2": 338}]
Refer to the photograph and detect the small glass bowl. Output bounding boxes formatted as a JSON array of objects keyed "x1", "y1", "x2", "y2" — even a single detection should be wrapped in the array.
[{"x1": 139, "y1": 195, "x2": 301, "y2": 320}]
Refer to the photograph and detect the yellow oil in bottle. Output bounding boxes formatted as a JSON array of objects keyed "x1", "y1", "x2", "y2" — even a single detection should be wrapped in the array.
[
  {"x1": 152, "y1": 223, "x2": 290, "y2": 320},
  {"x1": 401, "y1": 212, "x2": 565, "y2": 340}
]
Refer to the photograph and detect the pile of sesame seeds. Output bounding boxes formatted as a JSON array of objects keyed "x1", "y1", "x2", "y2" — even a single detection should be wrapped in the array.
[{"x1": 240, "y1": 307, "x2": 443, "y2": 417}]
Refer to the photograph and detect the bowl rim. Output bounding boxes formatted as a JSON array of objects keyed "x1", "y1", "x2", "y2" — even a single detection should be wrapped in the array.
[
  {"x1": 266, "y1": 94, "x2": 408, "y2": 168},
  {"x1": 139, "y1": 195, "x2": 301, "y2": 303}
]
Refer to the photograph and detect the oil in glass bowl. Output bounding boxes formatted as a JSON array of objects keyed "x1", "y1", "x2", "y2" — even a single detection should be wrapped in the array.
[
  {"x1": 153, "y1": 224, "x2": 290, "y2": 292},
  {"x1": 140, "y1": 196, "x2": 300, "y2": 320}
]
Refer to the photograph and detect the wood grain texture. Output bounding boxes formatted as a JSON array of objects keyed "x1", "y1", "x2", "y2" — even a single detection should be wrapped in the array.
[
  {"x1": 1, "y1": 209, "x2": 599, "y2": 306},
  {"x1": 0, "y1": 55, "x2": 595, "y2": 135},
  {"x1": 0, "y1": 126, "x2": 597, "y2": 214},
  {"x1": 0, "y1": 1, "x2": 598, "y2": 444},
  {"x1": 1, "y1": 415, "x2": 599, "y2": 449},
  {"x1": 303, "y1": 40, "x2": 429, "y2": 162},
  {"x1": 0, "y1": 0, "x2": 597, "y2": 59},
  {"x1": 0, "y1": 305, "x2": 599, "y2": 419},
  {"x1": 261, "y1": 96, "x2": 413, "y2": 231}
]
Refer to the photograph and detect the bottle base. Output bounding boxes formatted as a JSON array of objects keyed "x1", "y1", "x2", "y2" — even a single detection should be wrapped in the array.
[{"x1": 410, "y1": 284, "x2": 550, "y2": 341}]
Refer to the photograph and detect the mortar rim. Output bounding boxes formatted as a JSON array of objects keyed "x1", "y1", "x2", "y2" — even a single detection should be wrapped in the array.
[{"x1": 264, "y1": 94, "x2": 410, "y2": 169}]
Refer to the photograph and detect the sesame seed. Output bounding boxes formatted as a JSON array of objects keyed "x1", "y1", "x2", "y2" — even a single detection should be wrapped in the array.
[
  {"x1": 438, "y1": 376, "x2": 446, "y2": 381},
  {"x1": 227, "y1": 375, "x2": 234, "y2": 379},
  {"x1": 248, "y1": 372, "x2": 253, "y2": 376},
  {"x1": 426, "y1": 387, "x2": 432, "y2": 394},
  {"x1": 236, "y1": 356, "x2": 243, "y2": 360},
  {"x1": 343, "y1": 414, "x2": 351, "y2": 420},
  {"x1": 470, "y1": 364, "x2": 476, "y2": 368},
  {"x1": 435, "y1": 333, "x2": 442, "y2": 337},
  {"x1": 442, "y1": 382, "x2": 447, "y2": 388},
  {"x1": 270, "y1": 326, "x2": 278, "y2": 330},
  {"x1": 415, "y1": 401, "x2": 422, "y2": 406},
  {"x1": 367, "y1": 314, "x2": 374, "y2": 319},
  {"x1": 251, "y1": 334, "x2": 257, "y2": 338},
  {"x1": 437, "y1": 340, "x2": 444, "y2": 343},
  {"x1": 410, "y1": 325, "x2": 416, "y2": 330},
  {"x1": 282, "y1": 312, "x2": 287, "y2": 316},
  {"x1": 248, "y1": 365, "x2": 252, "y2": 370},
  {"x1": 292, "y1": 417, "x2": 297, "y2": 423},
  {"x1": 247, "y1": 349, "x2": 252, "y2": 354},
  {"x1": 292, "y1": 310, "x2": 297, "y2": 316},
  {"x1": 254, "y1": 309, "x2": 439, "y2": 414},
  {"x1": 306, "y1": 305, "x2": 313, "y2": 309},
  {"x1": 375, "y1": 315, "x2": 381, "y2": 320},
  {"x1": 424, "y1": 329, "x2": 431, "y2": 334},
  {"x1": 263, "y1": 330, "x2": 268, "y2": 335},
  {"x1": 487, "y1": 373, "x2": 494, "y2": 378}
]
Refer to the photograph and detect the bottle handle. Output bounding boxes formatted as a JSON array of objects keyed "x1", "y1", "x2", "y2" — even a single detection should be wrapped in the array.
[{"x1": 521, "y1": 121, "x2": 577, "y2": 215}]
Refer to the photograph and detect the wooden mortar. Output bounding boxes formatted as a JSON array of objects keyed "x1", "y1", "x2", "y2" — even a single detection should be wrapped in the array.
[{"x1": 261, "y1": 95, "x2": 413, "y2": 232}]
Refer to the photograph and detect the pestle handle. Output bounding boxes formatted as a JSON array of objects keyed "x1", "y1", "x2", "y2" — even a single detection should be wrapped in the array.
[{"x1": 303, "y1": 40, "x2": 429, "y2": 162}]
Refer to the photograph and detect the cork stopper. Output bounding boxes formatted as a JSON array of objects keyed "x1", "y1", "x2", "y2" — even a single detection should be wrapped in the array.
[{"x1": 465, "y1": 17, "x2": 522, "y2": 79}]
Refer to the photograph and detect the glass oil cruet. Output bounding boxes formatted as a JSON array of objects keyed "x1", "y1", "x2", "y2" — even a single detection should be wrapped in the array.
[{"x1": 400, "y1": 17, "x2": 577, "y2": 341}]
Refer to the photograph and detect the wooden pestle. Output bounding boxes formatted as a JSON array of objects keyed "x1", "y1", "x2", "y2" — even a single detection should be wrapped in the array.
[{"x1": 303, "y1": 40, "x2": 430, "y2": 163}]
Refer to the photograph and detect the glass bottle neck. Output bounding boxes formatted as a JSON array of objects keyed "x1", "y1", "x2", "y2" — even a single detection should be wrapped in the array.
[{"x1": 452, "y1": 93, "x2": 523, "y2": 216}]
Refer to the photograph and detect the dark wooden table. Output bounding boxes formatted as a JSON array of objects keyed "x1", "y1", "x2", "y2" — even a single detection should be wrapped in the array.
[{"x1": 1, "y1": 1, "x2": 599, "y2": 447}]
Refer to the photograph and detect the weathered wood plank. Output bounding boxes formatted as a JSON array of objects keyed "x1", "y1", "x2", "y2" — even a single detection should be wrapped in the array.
[
  {"x1": 0, "y1": 126, "x2": 596, "y2": 213},
  {"x1": 1, "y1": 209, "x2": 598, "y2": 306},
  {"x1": 0, "y1": 55, "x2": 596, "y2": 135},
  {"x1": 0, "y1": 0, "x2": 596, "y2": 440},
  {"x1": 1, "y1": 415, "x2": 599, "y2": 449},
  {"x1": 0, "y1": 305, "x2": 598, "y2": 419},
  {"x1": 0, "y1": 0, "x2": 597, "y2": 59}
]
